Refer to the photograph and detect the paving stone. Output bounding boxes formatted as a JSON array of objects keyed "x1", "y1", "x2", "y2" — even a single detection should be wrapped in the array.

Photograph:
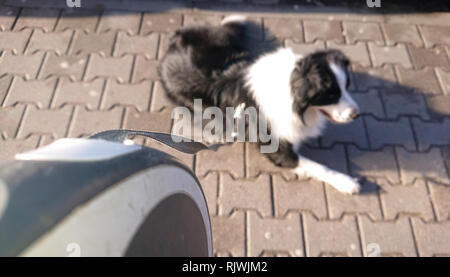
[
  {"x1": 70, "y1": 106, "x2": 123, "y2": 137},
  {"x1": 19, "y1": 105, "x2": 73, "y2": 138},
  {"x1": 411, "y1": 219, "x2": 450, "y2": 256},
  {"x1": 285, "y1": 40, "x2": 325, "y2": 56},
  {"x1": 343, "y1": 21, "x2": 383, "y2": 44},
  {"x1": 248, "y1": 212, "x2": 303, "y2": 257},
  {"x1": 39, "y1": 53, "x2": 88, "y2": 80},
  {"x1": 358, "y1": 215, "x2": 417, "y2": 257},
  {"x1": 14, "y1": 8, "x2": 59, "y2": 31},
  {"x1": 0, "y1": 75, "x2": 13, "y2": 105},
  {"x1": 3, "y1": 77, "x2": 57, "y2": 108},
  {"x1": 157, "y1": 33, "x2": 170, "y2": 59},
  {"x1": 52, "y1": 78, "x2": 104, "y2": 109},
  {"x1": 396, "y1": 147, "x2": 449, "y2": 185},
  {"x1": 198, "y1": 172, "x2": 218, "y2": 215},
  {"x1": 102, "y1": 80, "x2": 152, "y2": 111},
  {"x1": 124, "y1": 108, "x2": 172, "y2": 133},
  {"x1": 55, "y1": 9, "x2": 101, "y2": 32},
  {"x1": 441, "y1": 147, "x2": 450, "y2": 181},
  {"x1": 299, "y1": 144, "x2": 349, "y2": 175},
  {"x1": 114, "y1": 32, "x2": 159, "y2": 58},
  {"x1": 327, "y1": 41, "x2": 370, "y2": 67},
  {"x1": 347, "y1": 145, "x2": 400, "y2": 183},
  {"x1": 379, "y1": 88, "x2": 429, "y2": 120},
  {"x1": 303, "y1": 19, "x2": 343, "y2": 43},
  {"x1": 378, "y1": 179, "x2": 434, "y2": 220},
  {"x1": 0, "y1": 29, "x2": 32, "y2": 54},
  {"x1": 419, "y1": 25, "x2": 450, "y2": 47},
  {"x1": 368, "y1": 43, "x2": 412, "y2": 69},
  {"x1": 144, "y1": 137, "x2": 195, "y2": 171},
  {"x1": 350, "y1": 64, "x2": 397, "y2": 91},
  {"x1": 246, "y1": 142, "x2": 297, "y2": 180},
  {"x1": 263, "y1": 17, "x2": 303, "y2": 41},
  {"x1": 196, "y1": 142, "x2": 245, "y2": 178},
  {"x1": 272, "y1": 175, "x2": 327, "y2": 218},
  {"x1": 397, "y1": 67, "x2": 443, "y2": 95},
  {"x1": 429, "y1": 181, "x2": 450, "y2": 221},
  {"x1": 85, "y1": 54, "x2": 134, "y2": 82},
  {"x1": 436, "y1": 68, "x2": 450, "y2": 95},
  {"x1": 365, "y1": 116, "x2": 416, "y2": 151},
  {"x1": 98, "y1": 11, "x2": 141, "y2": 35},
  {"x1": 211, "y1": 212, "x2": 245, "y2": 256},
  {"x1": 132, "y1": 57, "x2": 159, "y2": 82},
  {"x1": 0, "y1": 104, "x2": 26, "y2": 139},
  {"x1": 320, "y1": 117, "x2": 368, "y2": 149},
  {"x1": 71, "y1": 31, "x2": 116, "y2": 56},
  {"x1": 141, "y1": 13, "x2": 182, "y2": 34},
  {"x1": 383, "y1": 23, "x2": 423, "y2": 47},
  {"x1": 352, "y1": 90, "x2": 385, "y2": 119},
  {"x1": 326, "y1": 178, "x2": 382, "y2": 220},
  {"x1": 0, "y1": 52, "x2": 45, "y2": 79},
  {"x1": 411, "y1": 118, "x2": 450, "y2": 151},
  {"x1": 219, "y1": 173, "x2": 272, "y2": 217},
  {"x1": 303, "y1": 213, "x2": 361, "y2": 257},
  {"x1": 0, "y1": 6, "x2": 19, "y2": 31},
  {"x1": 0, "y1": 136, "x2": 40, "y2": 162},
  {"x1": 150, "y1": 81, "x2": 176, "y2": 112},
  {"x1": 26, "y1": 29, "x2": 73, "y2": 55},
  {"x1": 183, "y1": 14, "x2": 222, "y2": 26},
  {"x1": 407, "y1": 44, "x2": 449, "y2": 69}
]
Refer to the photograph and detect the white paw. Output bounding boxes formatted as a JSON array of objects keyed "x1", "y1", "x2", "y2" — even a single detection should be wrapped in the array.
[{"x1": 332, "y1": 175, "x2": 361, "y2": 194}]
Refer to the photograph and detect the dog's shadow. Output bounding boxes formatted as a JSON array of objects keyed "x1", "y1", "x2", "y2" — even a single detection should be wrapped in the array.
[{"x1": 299, "y1": 70, "x2": 449, "y2": 195}]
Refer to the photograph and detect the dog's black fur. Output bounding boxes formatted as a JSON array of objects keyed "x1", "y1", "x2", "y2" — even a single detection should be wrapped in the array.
[{"x1": 159, "y1": 18, "x2": 352, "y2": 169}]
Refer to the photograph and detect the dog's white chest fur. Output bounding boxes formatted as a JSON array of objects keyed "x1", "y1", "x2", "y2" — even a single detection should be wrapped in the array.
[{"x1": 246, "y1": 48, "x2": 326, "y2": 145}]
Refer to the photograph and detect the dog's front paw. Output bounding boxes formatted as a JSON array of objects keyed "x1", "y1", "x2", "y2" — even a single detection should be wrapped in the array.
[{"x1": 332, "y1": 175, "x2": 361, "y2": 194}]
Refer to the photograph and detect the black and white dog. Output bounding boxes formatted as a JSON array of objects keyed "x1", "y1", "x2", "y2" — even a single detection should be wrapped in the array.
[{"x1": 159, "y1": 15, "x2": 361, "y2": 194}]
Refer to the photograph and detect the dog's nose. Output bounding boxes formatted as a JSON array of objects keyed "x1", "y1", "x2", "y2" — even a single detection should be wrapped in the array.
[{"x1": 350, "y1": 108, "x2": 360, "y2": 119}]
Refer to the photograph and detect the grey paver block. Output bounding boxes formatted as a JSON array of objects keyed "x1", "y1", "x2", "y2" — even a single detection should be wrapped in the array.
[
  {"x1": 407, "y1": 44, "x2": 449, "y2": 69},
  {"x1": 0, "y1": 104, "x2": 26, "y2": 139},
  {"x1": 55, "y1": 9, "x2": 101, "y2": 32},
  {"x1": 263, "y1": 17, "x2": 303, "y2": 41},
  {"x1": 397, "y1": 67, "x2": 442, "y2": 95},
  {"x1": 411, "y1": 118, "x2": 450, "y2": 151},
  {"x1": 300, "y1": 144, "x2": 349, "y2": 175},
  {"x1": 285, "y1": 40, "x2": 325, "y2": 56},
  {"x1": 419, "y1": 25, "x2": 450, "y2": 47},
  {"x1": 71, "y1": 31, "x2": 116, "y2": 56},
  {"x1": 272, "y1": 175, "x2": 327, "y2": 218},
  {"x1": 132, "y1": 57, "x2": 159, "y2": 82},
  {"x1": 26, "y1": 29, "x2": 73, "y2": 55},
  {"x1": 196, "y1": 142, "x2": 245, "y2": 178},
  {"x1": 0, "y1": 6, "x2": 19, "y2": 31},
  {"x1": 327, "y1": 41, "x2": 370, "y2": 67},
  {"x1": 98, "y1": 11, "x2": 141, "y2": 35},
  {"x1": 368, "y1": 43, "x2": 412, "y2": 69},
  {"x1": 383, "y1": 23, "x2": 423, "y2": 47},
  {"x1": 396, "y1": 147, "x2": 449, "y2": 185},
  {"x1": 141, "y1": 13, "x2": 182, "y2": 34},
  {"x1": 52, "y1": 78, "x2": 104, "y2": 109},
  {"x1": 429, "y1": 181, "x2": 450, "y2": 221},
  {"x1": 0, "y1": 136, "x2": 40, "y2": 162},
  {"x1": 183, "y1": 14, "x2": 222, "y2": 26},
  {"x1": 343, "y1": 21, "x2": 383, "y2": 44},
  {"x1": 304, "y1": 213, "x2": 361, "y2": 257},
  {"x1": 4, "y1": 77, "x2": 57, "y2": 108},
  {"x1": 436, "y1": 68, "x2": 450, "y2": 95},
  {"x1": 219, "y1": 173, "x2": 272, "y2": 217},
  {"x1": 348, "y1": 145, "x2": 400, "y2": 183},
  {"x1": 0, "y1": 75, "x2": 13, "y2": 105},
  {"x1": 14, "y1": 8, "x2": 59, "y2": 31},
  {"x1": 320, "y1": 117, "x2": 368, "y2": 149},
  {"x1": 378, "y1": 179, "x2": 434, "y2": 220},
  {"x1": 411, "y1": 218, "x2": 450, "y2": 256},
  {"x1": 0, "y1": 52, "x2": 45, "y2": 79},
  {"x1": 365, "y1": 116, "x2": 416, "y2": 151},
  {"x1": 39, "y1": 53, "x2": 88, "y2": 80},
  {"x1": 124, "y1": 108, "x2": 172, "y2": 133},
  {"x1": 85, "y1": 54, "x2": 134, "y2": 82},
  {"x1": 211, "y1": 212, "x2": 245, "y2": 256},
  {"x1": 19, "y1": 105, "x2": 73, "y2": 138},
  {"x1": 379, "y1": 88, "x2": 429, "y2": 120},
  {"x1": 352, "y1": 90, "x2": 385, "y2": 118},
  {"x1": 150, "y1": 81, "x2": 177, "y2": 112},
  {"x1": 351, "y1": 64, "x2": 397, "y2": 91},
  {"x1": 248, "y1": 211, "x2": 303, "y2": 257},
  {"x1": 70, "y1": 106, "x2": 123, "y2": 137},
  {"x1": 102, "y1": 80, "x2": 152, "y2": 111},
  {"x1": 359, "y1": 215, "x2": 417, "y2": 257},
  {"x1": 0, "y1": 29, "x2": 32, "y2": 54},
  {"x1": 303, "y1": 19, "x2": 343, "y2": 43},
  {"x1": 114, "y1": 32, "x2": 159, "y2": 58}
]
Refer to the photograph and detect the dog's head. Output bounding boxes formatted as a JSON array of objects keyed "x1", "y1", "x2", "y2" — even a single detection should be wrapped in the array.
[{"x1": 290, "y1": 50, "x2": 359, "y2": 124}]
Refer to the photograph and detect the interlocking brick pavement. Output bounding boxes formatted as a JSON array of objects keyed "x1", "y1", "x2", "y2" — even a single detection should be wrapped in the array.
[{"x1": 0, "y1": 0, "x2": 449, "y2": 257}]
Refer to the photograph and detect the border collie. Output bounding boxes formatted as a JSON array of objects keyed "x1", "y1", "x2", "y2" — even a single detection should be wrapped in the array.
[{"x1": 159, "y1": 15, "x2": 361, "y2": 194}]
